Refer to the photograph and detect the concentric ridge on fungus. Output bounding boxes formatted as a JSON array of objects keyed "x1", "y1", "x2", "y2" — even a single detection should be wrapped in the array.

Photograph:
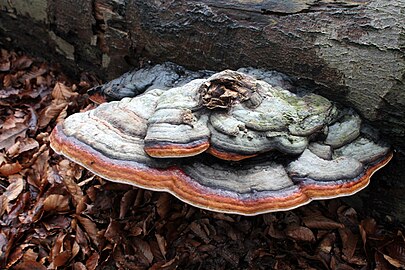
[{"x1": 50, "y1": 68, "x2": 392, "y2": 215}]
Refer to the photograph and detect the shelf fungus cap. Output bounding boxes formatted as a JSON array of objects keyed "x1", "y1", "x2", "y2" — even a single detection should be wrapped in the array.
[{"x1": 50, "y1": 70, "x2": 393, "y2": 215}]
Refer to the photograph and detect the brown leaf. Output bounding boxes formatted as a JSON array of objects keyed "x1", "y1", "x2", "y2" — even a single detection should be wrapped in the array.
[
  {"x1": 190, "y1": 221, "x2": 211, "y2": 244},
  {"x1": 119, "y1": 189, "x2": 136, "y2": 218},
  {"x1": 302, "y1": 215, "x2": 344, "y2": 230},
  {"x1": 382, "y1": 253, "x2": 405, "y2": 269},
  {"x1": 19, "y1": 66, "x2": 47, "y2": 82},
  {"x1": 155, "y1": 233, "x2": 167, "y2": 259},
  {"x1": 86, "y1": 252, "x2": 99, "y2": 270},
  {"x1": 53, "y1": 250, "x2": 72, "y2": 267},
  {"x1": 317, "y1": 233, "x2": 336, "y2": 254},
  {"x1": 0, "y1": 162, "x2": 23, "y2": 176},
  {"x1": 339, "y1": 228, "x2": 358, "y2": 262},
  {"x1": 4, "y1": 175, "x2": 24, "y2": 202},
  {"x1": 43, "y1": 194, "x2": 70, "y2": 212},
  {"x1": 76, "y1": 215, "x2": 101, "y2": 247},
  {"x1": 12, "y1": 55, "x2": 33, "y2": 71},
  {"x1": 360, "y1": 218, "x2": 377, "y2": 235},
  {"x1": 0, "y1": 123, "x2": 28, "y2": 150},
  {"x1": 13, "y1": 259, "x2": 47, "y2": 270},
  {"x1": 38, "y1": 101, "x2": 68, "y2": 129},
  {"x1": 73, "y1": 262, "x2": 87, "y2": 270},
  {"x1": 134, "y1": 238, "x2": 154, "y2": 265},
  {"x1": 59, "y1": 160, "x2": 84, "y2": 206},
  {"x1": 156, "y1": 193, "x2": 171, "y2": 219},
  {"x1": 285, "y1": 226, "x2": 316, "y2": 242},
  {"x1": 52, "y1": 82, "x2": 78, "y2": 100},
  {"x1": 0, "y1": 59, "x2": 10, "y2": 72},
  {"x1": 105, "y1": 220, "x2": 122, "y2": 244},
  {"x1": 42, "y1": 215, "x2": 71, "y2": 230}
]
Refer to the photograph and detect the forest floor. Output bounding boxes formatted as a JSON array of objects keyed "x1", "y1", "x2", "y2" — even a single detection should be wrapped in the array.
[{"x1": 1, "y1": 49, "x2": 404, "y2": 270}]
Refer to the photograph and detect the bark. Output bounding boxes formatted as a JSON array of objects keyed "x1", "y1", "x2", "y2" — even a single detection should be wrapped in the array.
[{"x1": 0, "y1": 0, "x2": 404, "y2": 220}]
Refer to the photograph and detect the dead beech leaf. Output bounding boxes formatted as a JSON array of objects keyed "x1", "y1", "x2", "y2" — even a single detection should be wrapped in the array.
[
  {"x1": 302, "y1": 215, "x2": 344, "y2": 230},
  {"x1": 105, "y1": 220, "x2": 122, "y2": 244},
  {"x1": 0, "y1": 123, "x2": 28, "y2": 150},
  {"x1": 0, "y1": 162, "x2": 23, "y2": 176},
  {"x1": 156, "y1": 193, "x2": 171, "y2": 219},
  {"x1": 285, "y1": 226, "x2": 316, "y2": 242},
  {"x1": 11, "y1": 55, "x2": 33, "y2": 71},
  {"x1": 73, "y1": 262, "x2": 87, "y2": 270},
  {"x1": 134, "y1": 238, "x2": 154, "y2": 265},
  {"x1": 339, "y1": 228, "x2": 358, "y2": 261},
  {"x1": 4, "y1": 175, "x2": 24, "y2": 202},
  {"x1": 43, "y1": 194, "x2": 70, "y2": 212},
  {"x1": 0, "y1": 59, "x2": 10, "y2": 72},
  {"x1": 119, "y1": 189, "x2": 136, "y2": 218},
  {"x1": 86, "y1": 252, "x2": 100, "y2": 270},
  {"x1": 52, "y1": 82, "x2": 78, "y2": 100},
  {"x1": 155, "y1": 233, "x2": 167, "y2": 258},
  {"x1": 19, "y1": 67, "x2": 47, "y2": 82},
  {"x1": 53, "y1": 250, "x2": 72, "y2": 267},
  {"x1": 6, "y1": 138, "x2": 39, "y2": 158},
  {"x1": 38, "y1": 102, "x2": 68, "y2": 129},
  {"x1": 76, "y1": 215, "x2": 101, "y2": 247},
  {"x1": 59, "y1": 160, "x2": 84, "y2": 206},
  {"x1": 317, "y1": 233, "x2": 336, "y2": 254},
  {"x1": 383, "y1": 253, "x2": 405, "y2": 269},
  {"x1": 13, "y1": 259, "x2": 46, "y2": 270}
]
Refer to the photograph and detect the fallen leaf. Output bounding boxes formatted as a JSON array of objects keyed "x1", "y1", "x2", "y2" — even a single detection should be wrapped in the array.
[
  {"x1": 3, "y1": 175, "x2": 24, "y2": 202},
  {"x1": 76, "y1": 215, "x2": 101, "y2": 247},
  {"x1": 72, "y1": 262, "x2": 87, "y2": 270},
  {"x1": 285, "y1": 226, "x2": 316, "y2": 242},
  {"x1": 0, "y1": 123, "x2": 28, "y2": 150},
  {"x1": 339, "y1": 228, "x2": 358, "y2": 262},
  {"x1": 86, "y1": 252, "x2": 99, "y2": 270},
  {"x1": 302, "y1": 215, "x2": 344, "y2": 230},
  {"x1": 134, "y1": 238, "x2": 154, "y2": 265},
  {"x1": 13, "y1": 259, "x2": 47, "y2": 270},
  {"x1": 155, "y1": 233, "x2": 167, "y2": 258},
  {"x1": 0, "y1": 162, "x2": 23, "y2": 176},
  {"x1": 43, "y1": 194, "x2": 70, "y2": 212},
  {"x1": 119, "y1": 189, "x2": 136, "y2": 218}
]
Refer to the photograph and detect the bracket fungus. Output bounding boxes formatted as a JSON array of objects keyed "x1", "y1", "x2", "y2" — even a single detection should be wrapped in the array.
[{"x1": 50, "y1": 67, "x2": 392, "y2": 215}]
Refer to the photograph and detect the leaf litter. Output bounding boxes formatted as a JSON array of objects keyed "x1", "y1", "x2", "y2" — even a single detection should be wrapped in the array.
[{"x1": 1, "y1": 48, "x2": 405, "y2": 269}]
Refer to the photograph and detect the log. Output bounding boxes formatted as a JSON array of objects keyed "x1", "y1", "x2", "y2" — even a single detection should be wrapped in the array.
[{"x1": 1, "y1": 0, "x2": 404, "y2": 220}]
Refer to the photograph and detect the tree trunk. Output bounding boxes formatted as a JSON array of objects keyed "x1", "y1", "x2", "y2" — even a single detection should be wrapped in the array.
[{"x1": 1, "y1": 0, "x2": 404, "y2": 220}]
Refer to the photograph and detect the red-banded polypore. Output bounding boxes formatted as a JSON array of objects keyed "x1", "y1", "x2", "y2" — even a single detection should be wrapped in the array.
[{"x1": 50, "y1": 69, "x2": 392, "y2": 215}]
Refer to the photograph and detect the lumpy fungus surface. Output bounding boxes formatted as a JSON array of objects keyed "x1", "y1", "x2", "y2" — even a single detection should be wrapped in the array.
[{"x1": 50, "y1": 67, "x2": 392, "y2": 215}]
